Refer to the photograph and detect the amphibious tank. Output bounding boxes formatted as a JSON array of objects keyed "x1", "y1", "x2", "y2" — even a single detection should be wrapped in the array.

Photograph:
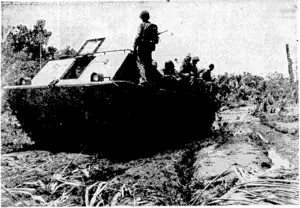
[{"x1": 3, "y1": 38, "x2": 219, "y2": 155}]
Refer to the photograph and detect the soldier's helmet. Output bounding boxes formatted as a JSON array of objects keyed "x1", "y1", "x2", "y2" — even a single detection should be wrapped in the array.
[
  {"x1": 183, "y1": 56, "x2": 191, "y2": 63},
  {"x1": 184, "y1": 53, "x2": 192, "y2": 62},
  {"x1": 165, "y1": 60, "x2": 175, "y2": 69},
  {"x1": 140, "y1": 10, "x2": 150, "y2": 21},
  {"x1": 164, "y1": 60, "x2": 175, "y2": 75},
  {"x1": 209, "y1": 64, "x2": 215, "y2": 70},
  {"x1": 192, "y1": 56, "x2": 200, "y2": 62}
]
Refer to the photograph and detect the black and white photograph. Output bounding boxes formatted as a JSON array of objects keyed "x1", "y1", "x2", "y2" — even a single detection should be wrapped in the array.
[{"x1": 1, "y1": 0, "x2": 298, "y2": 206}]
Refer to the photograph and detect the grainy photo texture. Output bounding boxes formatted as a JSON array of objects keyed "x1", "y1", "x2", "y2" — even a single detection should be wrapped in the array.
[{"x1": 1, "y1": 0, "x2": 298, "y2": 206}]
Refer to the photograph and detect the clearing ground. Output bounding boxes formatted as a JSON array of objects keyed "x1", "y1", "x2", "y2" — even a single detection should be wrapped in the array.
[{"x1": 1, "y1": 104, "x2": 299, "y2": 206}]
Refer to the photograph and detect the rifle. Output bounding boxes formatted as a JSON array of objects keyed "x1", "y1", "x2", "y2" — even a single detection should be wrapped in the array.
[{"x1": 158, "y1": 30, "x2": 168, "y2": 36}]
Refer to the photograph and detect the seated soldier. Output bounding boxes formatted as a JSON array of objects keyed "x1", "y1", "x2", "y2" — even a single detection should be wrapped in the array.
[
  {"x1": 91, "y1": 72, "x2": 99, "y2": 82},
  {"x1": 191, "y1": 56, "x2": 200, "y2": 76},
  {"x1": 162, "y1": 60, "x2": 180, "y2": 79},
  {"x1": 90, "y1": 72, "x2": 104, "y2": 82},
  {"x1": 201, "y1": 64, "x2": 215, "y2": 82},
  {"x1": 201, "y1": 64, "x2": 217, "y2": 93},
  {"x1": 18, "y1": 77, "x2": 31, "y2": 85},
  {"x1": 179, "y1": 54, "x2": 193, "y2": 78},
  {"x1": 19, "y1": 77, "x2": 27, "y2": 85},
  {"x1": 160, "y1": 60, "x2": 181, "y2": 90},
  {"x1": 189, "y1": 56, "x2": 200, "y2": 87},
  {"x1": 73, "y1": 66, "x2": 82, "y2": 78}
]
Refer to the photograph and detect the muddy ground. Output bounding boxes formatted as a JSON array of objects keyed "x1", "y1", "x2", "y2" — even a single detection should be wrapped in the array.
[{"x1": 1, "y1": 104, "x2": 299, "y2": 206}]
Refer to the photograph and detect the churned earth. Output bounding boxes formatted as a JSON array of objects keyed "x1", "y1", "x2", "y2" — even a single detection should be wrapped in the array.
[
  {"x1": 1, "y1": 104, "x2": 299, "y2": 206},
  {"x1": 192, "y1": 105, "x2": 298, "y2": 204}
]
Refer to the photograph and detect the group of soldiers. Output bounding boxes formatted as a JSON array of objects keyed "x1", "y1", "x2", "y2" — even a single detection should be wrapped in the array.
[
  {"x1": 133, "y1": 10, "x2": 215, "y2": 89},
  {"x1": 19, "y1": 10, "x2": 214, "y2": 90},
  {"x1": 163, "y1": 54, "x2": 215, "y2": 82},
  {"x1": 159, "y1": 55, "x2": 216, "y2": 93}
]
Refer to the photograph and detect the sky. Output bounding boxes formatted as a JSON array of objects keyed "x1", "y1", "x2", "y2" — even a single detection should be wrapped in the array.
[{"x1": 1, "y1": 0, "x2": 298, "y2": 77}]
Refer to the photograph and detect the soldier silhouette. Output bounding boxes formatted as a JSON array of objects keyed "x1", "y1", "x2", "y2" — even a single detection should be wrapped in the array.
[{"x1": 133, "y1": 10, "x2": 159, "y2": 84}]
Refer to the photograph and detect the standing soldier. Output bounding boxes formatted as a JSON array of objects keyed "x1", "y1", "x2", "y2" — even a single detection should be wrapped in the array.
[{"x1": 133, "y1": 10, "x2": 159, "y2": 84}]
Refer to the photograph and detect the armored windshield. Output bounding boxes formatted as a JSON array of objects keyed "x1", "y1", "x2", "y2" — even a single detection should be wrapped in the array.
[
  {"x1": 31, "y1": 58, "x2": 75, "y2": 86},
  {"x1": 77, "y1": 38, "x2": 105, "y2": 56}
]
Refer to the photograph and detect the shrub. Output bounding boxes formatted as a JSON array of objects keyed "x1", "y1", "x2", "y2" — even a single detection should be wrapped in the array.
[{"x1": 1, "y1": 108, "x2": 34, "y2": 153}]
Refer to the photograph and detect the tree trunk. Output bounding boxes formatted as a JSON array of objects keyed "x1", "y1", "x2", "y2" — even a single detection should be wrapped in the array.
[{"x1": 286, "y1": 44, "x2": 294, "y2": 84}]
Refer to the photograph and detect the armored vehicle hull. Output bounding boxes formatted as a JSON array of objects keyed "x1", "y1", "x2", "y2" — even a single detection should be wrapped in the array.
[
  {"x1": 5, "y1": 81, "x2": 217, "y2": 152},
  {"x1": 3, "y1": 38, "x2": 219, "y2": 155}
]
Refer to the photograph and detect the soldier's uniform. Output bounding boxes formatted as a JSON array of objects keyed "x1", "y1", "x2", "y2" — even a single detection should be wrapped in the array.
[
  {"x1": 191, "y1": 56, "x2": 200, "y2": 76},
  {"x1": 133, "y1": 11, "x2": 156, "y2": 84},
  {"x1": 179, "y1": 54, "x2": 193, "y2": 76},
  {"x1": 202, "y1": 70, "x2": 212, "y2": 82},
  {"x1": 180, "y1": 55, "x2": 201, "y2": 89},
  {"x1": 201, "y1": 64, "x2": 216, "y2": 93},
  {"x1": 161, "y1": 60, "x2": 181, "y2": 90},
  {"x1": 134, "y1": 23, "x2": 153, "y2": 65}
]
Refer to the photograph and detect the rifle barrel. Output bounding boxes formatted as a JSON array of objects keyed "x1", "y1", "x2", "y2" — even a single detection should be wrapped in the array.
[{"x1": 158, "y1": 30, "x2": 168, "y2": 35}]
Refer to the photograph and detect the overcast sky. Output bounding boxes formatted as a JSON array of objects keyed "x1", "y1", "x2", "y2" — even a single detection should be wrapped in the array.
[{"x1": 1, "y1": 0, "x2": 297, "y2": 77}]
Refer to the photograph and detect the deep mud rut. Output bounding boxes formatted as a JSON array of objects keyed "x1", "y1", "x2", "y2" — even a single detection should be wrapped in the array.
[
  {"x1": 193, "y1": 105, "x2": 298, "y2": 203},
  {"x1": 198, "y1": 105, "x2": 298, "y2": 175},
  {"x1": 1, "y1": 105, "x2": 299, "y2": 206}
]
